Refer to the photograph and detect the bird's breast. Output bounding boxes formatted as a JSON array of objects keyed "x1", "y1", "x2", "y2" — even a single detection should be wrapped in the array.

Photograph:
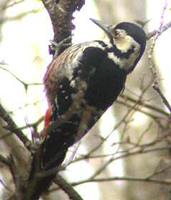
[{"x1": 84, "y1": 61, "x2": 126, "y2": 110}]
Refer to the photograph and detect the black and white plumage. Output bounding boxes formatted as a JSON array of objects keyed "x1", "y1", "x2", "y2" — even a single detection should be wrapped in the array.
[{"x1": 42, "y1": 19, "x2": 146, "y2": 169}]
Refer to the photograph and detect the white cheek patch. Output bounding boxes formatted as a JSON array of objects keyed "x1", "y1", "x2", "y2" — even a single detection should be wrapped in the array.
[
  {"x1": 107, "y1": 39, "x2": 141, "y2": 71},
  {"x1": 115, "y1": 35, "x2": 133, "y2": 53}
]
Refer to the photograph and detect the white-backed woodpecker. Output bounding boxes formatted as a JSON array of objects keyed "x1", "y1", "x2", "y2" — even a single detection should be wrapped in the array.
[{"x1": 43, "y1": 18, "x2": 146, "y2": 169}]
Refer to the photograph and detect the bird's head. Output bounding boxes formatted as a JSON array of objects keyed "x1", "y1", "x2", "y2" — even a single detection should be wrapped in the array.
[{"x1": 90, "y1": 18, "x2": 146, "y2": 73}]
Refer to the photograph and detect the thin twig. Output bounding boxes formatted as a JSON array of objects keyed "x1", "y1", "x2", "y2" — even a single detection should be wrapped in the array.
[
  {"x1": 0, "y1": 104, "x2": 31, "y2": 150},
  {"x1": 0, "y1": 179, "x2": 12, "y2": 192},
  {"x1": 120, "y1": 94, "x2": 169, "y2": 117},
  {"x1": 147, "y1": 21, "x2": 171, "y2": 40},
  {"x1": 71, "y1": 176, "x2": 171, "y2": 186},
  {"x1": 71, "y1": 145, "x2": 171, "y2": 165},
  {"x1": 0, "y1": 65, "x2": 42, "y2": 91},
  {"x1": 0, "y1": 154, "x2": 11, "y2": 166},
  {"x1": 146, "y1": 3, "x2": 171, "y2": 115},
  {"x1": 153, "y1": 84, "x2": 171, "y2": 114},
  {"x1": 0, "y1": 0, "x2": 24, "y2": 11}
]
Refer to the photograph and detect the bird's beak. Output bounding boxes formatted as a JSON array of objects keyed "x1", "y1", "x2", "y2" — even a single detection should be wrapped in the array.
[{"x1": 90, "y1": 18, "x2": 113, "y2": 41}]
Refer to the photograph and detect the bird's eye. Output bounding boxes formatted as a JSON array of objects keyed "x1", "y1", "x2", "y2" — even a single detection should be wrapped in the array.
[
  {"x1": 114, "y1": 29, "x2": 120, "y2": 36},
  {"x1": 113, "y1": 29, "x2": 126, "y2": 38}
]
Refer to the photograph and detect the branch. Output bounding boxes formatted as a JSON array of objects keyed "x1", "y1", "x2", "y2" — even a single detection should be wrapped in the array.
[
  {"x1": 0, "y1": 0, "x2": 24, "y2": 11},
  {"x1": 54, "y1": 174, "x2": 83, "y2": 200},
  {"x1": 146, "y1": 12, "x2": 171, "y2": 114},
  {"x1": 0, "y1": 103, "x2": 31, "y2": 150},
  {"x1": 0, "y1": 65, "x2": 42, "y2": 92},
  {"x1": 72, "y1": 176, "x2": 171, "y2": 187},
  {"x1": 147, "y1": 21, "x2": 171, "y2": 40},
  {"x1": 120, "y1": 94, "x2": 169, "y2": 117},
  {"x1": 25, "y1": 1, "x2": 85, "y2": 199},
  {"x1": 41, "y1": 0, "x2": 85, "y2": 55},
  {"x1": 153, "y1": 84, "x2": 171, "y2": 114},
  {"x1": 78, "y1": 145, "x2": 170, "y2": 181},
  {"x1": 0, "y1": 154, "x2": 11, "y2": 166},
  {"x1": 0, "y1": 119, "x2": 31, "y2": 200}
]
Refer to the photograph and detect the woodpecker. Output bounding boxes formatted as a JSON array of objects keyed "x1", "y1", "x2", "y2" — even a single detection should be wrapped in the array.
[{"x1": 42, "y1": 19, "x2": 146, "y2": 169}]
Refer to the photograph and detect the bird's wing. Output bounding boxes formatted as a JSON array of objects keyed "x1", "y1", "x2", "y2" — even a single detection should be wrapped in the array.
[
  {"x1": 42, "y1": 43, "x2": 108, "y2": 167},
  {"x1": 44, "y1": 42, "x2": 107, "y2": 114}
]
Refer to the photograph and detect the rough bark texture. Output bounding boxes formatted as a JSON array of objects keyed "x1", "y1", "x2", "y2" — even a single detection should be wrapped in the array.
[{"x1": 42, "y1": 0, "x2": 85, "y2": 55}]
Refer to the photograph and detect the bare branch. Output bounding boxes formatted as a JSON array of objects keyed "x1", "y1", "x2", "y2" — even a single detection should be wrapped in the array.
[
  {"x1": 72, "y1": 176, "x2": 171, "y2": 187},
  {"x1": 54, "y1": 174, "x2": 83, "y2": 200},
  {"x1": 0, "y1": 65, "x2": 42, "y2": 91},
  {"x1": 147, "y1": 21, "x2": 171, "y2": 40},
  {"x1": 24, "y1": 1, "x2": 86, "y2": 199},
  {"x1": 41, "y1": 0, "x2": 85, "y2": 55},
  {"x1": 120, "y1": 94, "x2": 169, "y2": 117},
  {"x1": 0, "y1": 179, "x2": 12, "y2": 193},
  {"x1": 145, "y1": 5, "x2": 171, "y2": 115},
  {"x1": 0, "y1": 0, "x2": 24, "y2": 11},
  {"x1": 0, "y1": 154, "x2": 11, "y2": 166},
  {"x1": 153, "y1": 84, "x2": 171, "y2": 114},
  {"x1": 0, "y1": 103, "x2": 31, "y2": 150}
]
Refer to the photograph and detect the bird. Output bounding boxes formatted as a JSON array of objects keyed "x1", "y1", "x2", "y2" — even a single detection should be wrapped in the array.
[{"x1": 42, "y1": 18, "x2": 146, "y2": 169}]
